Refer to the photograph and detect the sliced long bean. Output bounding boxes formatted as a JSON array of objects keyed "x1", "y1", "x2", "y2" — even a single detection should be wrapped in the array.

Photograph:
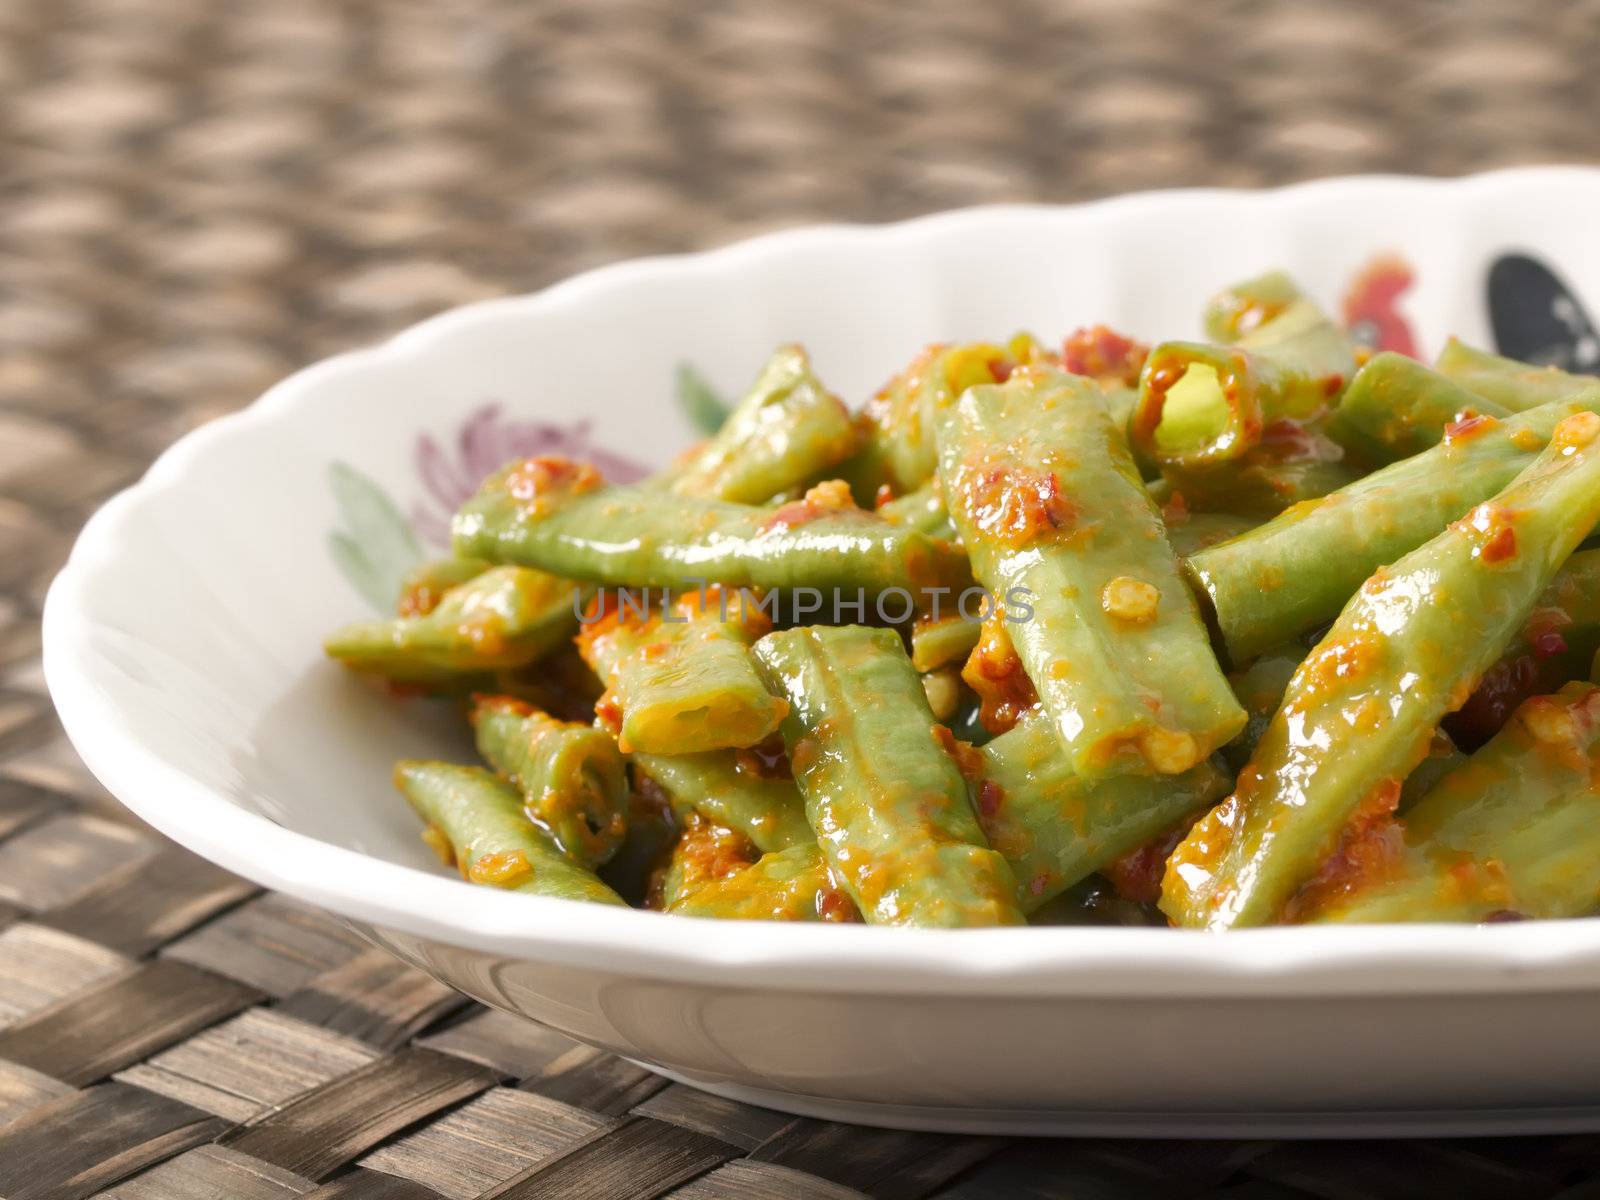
[
  {"x1": 578, "y1": 588, "x2": 785, "y2": 754},
  {"x1": 667, "y1": 843, "x2": 858, "y2": 921},
  {"x1": 978, "y1": 710, "x2": 1231, "y2": 912},
  {"x1": 1189, "y1": 393, "x2": 1600, "y2": 665},
  {"x1": 394, "y1": 761, "x2": 625, "y2": 905},
  {"x1": 325, "y1": 565, "x2": 585, "y2": 684},
  {"x1": 670, "y1": 345, "x2": 860, "y2": 503},
  {"x1": 910, "y1": 611, "x2": 983, "y2": 673},
  {"x1": 471, "y1": 695, "x2": 628, "y2": 868},
  {"x1": 454, "y1": 457, "x2": 968, "y2": 596},
  {"x1": 1160, "y1": 421, "x2": 1361, "y2": 519},
  {"x1": 847, "y1": 339, "x2": 1031, "y2": 498},
  {"x1": 1134, "y1": 295, "x2": 1355, "y2": 468},
  {"x1": 1161, "y1": 509, "x2": 1258, "y2": 559},
  {"x1": 397, "y1": 557, "x2": 491, "y2": 616},
  {"x1": 1163, "y1": 411, "x2": 1600, "y2": 928},
  {"x1": 1436, "y1": 337, "x2": 1597, "y2": 412},
  {"x1": 1303, "y1": 683, "x2": 1600, "y2": 923},
  {"x1": 632, "y1": 750, "x2": 811, "y2": 853},
  {"x1": 936, "y1": 367, "x2": 1244, "y2": 775},
  {"x1": 1202, "y1": 270, "x2": 1305, "y2": 343},
  {"x1": 752, "y1": 624, "x2": 1024, "y2": 927},
  {"x1": 1330, "y1": 353, "x2": 1509, "y2": 465}
]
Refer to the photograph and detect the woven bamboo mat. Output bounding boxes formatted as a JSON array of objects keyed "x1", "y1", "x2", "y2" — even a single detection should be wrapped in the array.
[{"x1": 5, "y1": 0, "x2": 1600, "y2": 1195}]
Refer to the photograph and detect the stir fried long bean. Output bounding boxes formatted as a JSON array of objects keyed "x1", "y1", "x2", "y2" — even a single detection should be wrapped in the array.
[
  {"x1": 1164, "y1": 411, "x2": 1600, "y2": 928},
  {"x1": 936, "y1": 367, "x2": 1244, "y2": 775}
]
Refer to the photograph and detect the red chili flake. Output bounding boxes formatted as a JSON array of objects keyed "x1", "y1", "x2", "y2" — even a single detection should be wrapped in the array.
[
  {"x1": 1281, "y1": 779, "x2": 1405, "y2": 921},
  {"x1": 1532, "y1": 630, "x2": 1570, "y2": 658},
  {"x1": 1448, "y1": 654, "x2": 1543, "y2": 750},
  {"x1": 873, "y1": 483, "x2": 895, "y2": 509},
  {"x1": 977, "y1": 779, "x2": 1004, "y2": 818},
  {"x1": 735, "y1": 732, "x2": 791, "y2": 779},
  {"x1": 931, "y1": 724, "x2": 985, "y2": 782},
  {"x1": 1480, "y1": 524, "x2": 1518, "y2": 564},
  {"x1": 1458, "y1": 503, "x2": 1518, "y2": 564},
  {"x1": 818, "y1": 889, "x2": 860, "y2": 922},
  {"x1": 505, "y1": 456, "x2": 603, "y2": 504},
  {"x1": 1258, "y1": 418, "x2": 1336, "y2": 464},
  {"x1": 959, "y1": 617, "x2": 1038, "y2": 736},
  {"x1": 1444, "y1": 413, "x2": 1498, "y2": 443},
  {"x1": 1103, "y1": 824, "x2": 1190, "y2": 905},
  {"x1": 1029, "y1": 873, "x2": 1050, "y2": 897},
  {"x1": 1160, "y1": 490, "x2": 1190, "y2": 526},
  {"x1": 593, "y1": 691, "x2": 623, "y2": 735},
  {"x1": 957, "y1": 462, "x2": 1078, "y2": 546},
  {"x1": 1062, "y1": 325, "x2": 1149, "y2": 386},
  {"x1": 988, "y1": 356, "x2": 1015, "y2": 383},
  {"x1": 760, "y1": 479, "x2": 858, "y2": 533}
]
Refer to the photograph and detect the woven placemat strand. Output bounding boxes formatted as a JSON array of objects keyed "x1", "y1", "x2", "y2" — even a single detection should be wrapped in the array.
[{"x1": 4, "y1": 0, "x2": 1600, "y2": 1195}]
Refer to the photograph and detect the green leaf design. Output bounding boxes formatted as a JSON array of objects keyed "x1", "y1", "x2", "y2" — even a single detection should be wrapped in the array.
[
  {"x1": 675, "y1": 363, "x2": 731, "y2": 435},
  {"x1": 326, "y1": 461, "x2": 422, "y2": 613}
]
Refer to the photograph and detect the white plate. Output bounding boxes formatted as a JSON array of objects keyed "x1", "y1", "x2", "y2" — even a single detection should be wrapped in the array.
[{"x1": 43, "y1": 167, "x2": 1600, "y2": 1136}]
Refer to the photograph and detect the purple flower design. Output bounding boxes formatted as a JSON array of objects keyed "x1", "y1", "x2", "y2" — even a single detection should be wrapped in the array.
[{"x1": 410, "y1": 402, "x2": 650, "y2": 547}]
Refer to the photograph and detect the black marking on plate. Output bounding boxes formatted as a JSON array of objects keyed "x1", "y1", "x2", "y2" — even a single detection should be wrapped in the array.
[{"x1": 1488, "y1": 253, "x2": 1600, "y2": 372}]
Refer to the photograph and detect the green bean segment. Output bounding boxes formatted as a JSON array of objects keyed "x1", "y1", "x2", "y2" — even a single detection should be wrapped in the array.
[
  {"x1": 753, "y1": 625, "x2": 1024, "y2": 927},
  {"x1": 1201, "y1": 270, "x2": 1305, "y2": 343},
  {"x1": 471, "y1": 695, "x2": 628, "y2": 868},
  {"x1": 454, "y1": 467, "x2": 967, "y2": 597},
  {"x1": 1160, "y1": 425, "x2": 1361, "y2": 519},
  {"x1": 670, "y1": 344, "x2": 860, "y2": 503},
  {"x1": 1189, "y1": 393, "x2": 1600, "y2": 665},
  {"x1": 394, "y1": 761, "x2": 626, "y2": 906},
  {"x1": 909, "y1": 611, "x2": 983, "y2": 673},
  {"x1": 667, "y1": 843, "x2": 854, "y2": 921},
  {"x1": 632, "y1": 750, "x2": 812, "y2": 853},
  {"x1": 1164, "y1": 411, "x2": 1600, "y2": 928},
  {"x1": 1134, "y1": 295, "x2": 1355, "y2": 468},
  {"x1": 397, "y1": 557, "x2": 492, "y2": 616},
  {"x1": 1306, "y1": 684, "x2": 1600, "y2": 923},
  {"x1": 324, "y1": 565, "x2": 585, "y2": 684},
  {"x1": 580, "y1": 590, "x2": 785, "y2": 754},
  {"x1": 847, "y1": 341, "x2": 1021, "y2": 498},
  {"x1": 935, "y1": 368, "x2": 1244, "y2": 776},
  {"x1": 1162, "y1": 510, "x2": 1259, "y2": 560},
  {"x1": 980, "y1": 711, "x2": 1231, "y2": 912},
  {"x1": 1435, "y1": 337, "x2": 1598, "y2": 412},
  {"x1": 1330, "y1": 353, "x2": 1509, "y2": 465}
]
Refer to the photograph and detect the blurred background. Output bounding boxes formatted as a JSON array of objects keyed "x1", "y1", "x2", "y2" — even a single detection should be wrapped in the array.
[{"x1": 1, "y1": 0, "x2": 1599, "y2": 764}]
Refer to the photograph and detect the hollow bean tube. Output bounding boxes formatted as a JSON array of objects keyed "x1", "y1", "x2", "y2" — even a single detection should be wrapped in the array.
[
  {"x1": 394, "y1": 760, "x2": 626, "y2": 906},
  {"x1": 471, "y1": 695, "x2": 629, "y2": 868}
]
